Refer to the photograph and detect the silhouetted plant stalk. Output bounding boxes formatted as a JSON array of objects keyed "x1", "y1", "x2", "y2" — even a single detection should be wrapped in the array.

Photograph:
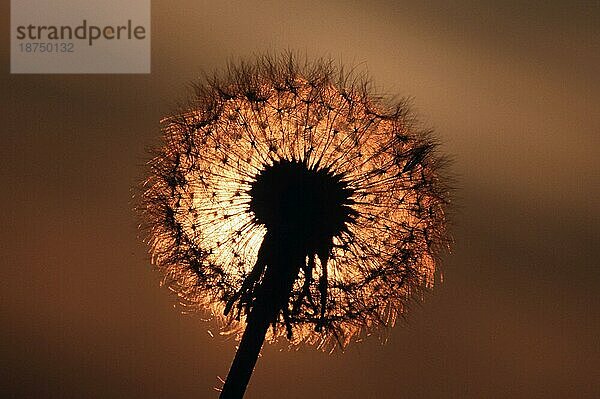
[{"x1": 139, "y1": 54, "x2": 450, "y2": 398}]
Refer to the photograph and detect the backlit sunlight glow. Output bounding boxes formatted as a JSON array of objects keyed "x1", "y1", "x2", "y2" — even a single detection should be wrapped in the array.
[{"x1": 140, "y1": 55, "x2": 449, "y2": 351}]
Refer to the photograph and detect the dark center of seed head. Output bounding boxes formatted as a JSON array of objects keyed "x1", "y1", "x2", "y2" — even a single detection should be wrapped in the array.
[{"x1": 249, "y1": 159, "x2": 356, "y2": 254}]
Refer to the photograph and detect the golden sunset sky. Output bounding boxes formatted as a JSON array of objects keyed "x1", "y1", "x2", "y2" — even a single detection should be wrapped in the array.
[{"x1": 1, "y1": 1, "x2": 598, "y2": 398}]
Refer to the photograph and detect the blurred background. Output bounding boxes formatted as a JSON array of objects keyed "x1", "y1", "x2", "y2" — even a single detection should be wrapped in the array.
[{"x1": 1, "y1": 1, "x2": 598, "y2": 398}]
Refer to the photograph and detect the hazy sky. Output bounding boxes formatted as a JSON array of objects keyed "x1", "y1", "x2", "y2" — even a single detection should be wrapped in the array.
[{"x1": 1, "y1": 1, "x2": 598, "y2": 398}]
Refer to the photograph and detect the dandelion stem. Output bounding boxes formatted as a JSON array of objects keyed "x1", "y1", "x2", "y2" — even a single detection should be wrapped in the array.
[
  {"x1": 220, "y1": 236, "x2": 303, "y2": 398},
  {"x1": 219, "y1": 301, "x2": 271, "y2": 399}
]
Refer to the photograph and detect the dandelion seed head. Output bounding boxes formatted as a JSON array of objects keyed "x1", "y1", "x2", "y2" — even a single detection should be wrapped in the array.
[{"x1": 140, "y1": 54, "x2": 450, "y2": 350}]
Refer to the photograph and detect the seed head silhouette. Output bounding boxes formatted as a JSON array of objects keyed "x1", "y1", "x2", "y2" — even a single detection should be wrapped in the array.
[{"x1": 139, "y1": 54, "x2": 450, "y2": 398}]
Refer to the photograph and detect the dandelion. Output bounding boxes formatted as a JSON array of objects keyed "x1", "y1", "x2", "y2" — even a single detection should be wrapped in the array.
[{"x1": 139, "y1": 54, "x2": 450, "y2": 398}]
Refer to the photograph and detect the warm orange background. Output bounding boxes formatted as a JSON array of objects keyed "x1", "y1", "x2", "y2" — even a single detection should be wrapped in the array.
[{"x1": 1, "y1": 2, "x2": 598, "y2": 398}]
